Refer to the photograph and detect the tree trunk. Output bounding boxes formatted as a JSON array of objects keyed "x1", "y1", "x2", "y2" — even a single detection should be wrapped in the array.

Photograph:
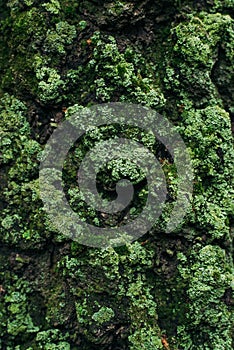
[{"x1": 0, "y1": 1, "x2": 233, "y2": 349}]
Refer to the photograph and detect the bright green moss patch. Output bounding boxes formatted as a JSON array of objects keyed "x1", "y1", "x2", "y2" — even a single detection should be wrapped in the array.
[
  {"x1": 177, "y1": 245, "x2": 233, "y2": 349},
  {"x1": 0, "y1": 94, "x2": 52, "y2": 247},
  {"x1": 176, "y1": 106, "x2": 234, "y2": 240}
]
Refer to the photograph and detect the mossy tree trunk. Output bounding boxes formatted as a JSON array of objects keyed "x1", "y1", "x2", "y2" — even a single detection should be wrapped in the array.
[{"x1": 0, "y1": 1, "x2": 233, "y2": 349}]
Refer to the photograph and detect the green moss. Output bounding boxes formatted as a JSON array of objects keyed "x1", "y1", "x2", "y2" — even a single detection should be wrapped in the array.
[
  {"x1": 35, "y1": 329, "x2": 71, "y2": 349},
  {"x1": 0, "y1": 1, "x2": 233, "y2": 349},
  {"x1": 164, "y1": 12, "x2": 233, "y2": 109},
  {"x1": 42, "y1": 0, "x2": 61, "y2": 14},
  {"x1": 91, "y1": 306, "x2": 115, "y2": 324},
  {"x1": 88, "y1": 32, "x2": 165, "y2": 107},
  {"x1": 3, "y1": 279, "x2": 39, "y2": 340},
  {"x1": 176, "y1": 106, "x2": 233, "y2": 240},
  {"x1": 177, "y1": 245, "x2": 233, "y2": 349},
  {"x1": 0, "y1": 94, "x2": 53, "y2": 247},
  {"x1": 57, "y1": 243, "x2": 163, "y2": 347}
]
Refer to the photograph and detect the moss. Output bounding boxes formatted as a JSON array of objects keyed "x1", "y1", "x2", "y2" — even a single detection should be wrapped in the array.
[
  {"x1": 0, "y1": 1, "x2": 233, "y2": 349},
  {"x1": 176, "y1": 245, "x2": 233, "y2": 349},
  {"x1": 164, "y1": 12, "x2": 233, "y2": 111},
  {"x1": 176, "y1": 106, "x2": 233, "y2": 240},
  {"x1": 2, "y1": 279, "x2": 39, "y2": 343},
  {"x1": 0, "y1": 94, "x2": 52, "y2": 248}
]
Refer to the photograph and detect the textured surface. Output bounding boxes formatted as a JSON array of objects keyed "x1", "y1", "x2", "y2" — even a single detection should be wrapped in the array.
[{"x1": 0, "y1": 1, "x2": 233, "y2": 349}]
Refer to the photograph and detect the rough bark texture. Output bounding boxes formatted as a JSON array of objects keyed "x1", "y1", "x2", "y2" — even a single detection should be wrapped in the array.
[{"x1": 0, "y1": 1, "x2": 233, "y2": 349}]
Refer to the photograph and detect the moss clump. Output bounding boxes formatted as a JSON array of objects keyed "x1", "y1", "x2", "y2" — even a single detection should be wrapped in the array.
[
  {"x1": 164, "y1": 12, "x2": 233, "y2": 110},
  {"x1": 177, "y1": 106, "x2": 233, "y2": 240},
  {"x1": 177, "y1": 245, "x2": 233, "y2": 349},
  {"x1": 0, "y1": 94, "x2": 51, "y2": 248}
]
